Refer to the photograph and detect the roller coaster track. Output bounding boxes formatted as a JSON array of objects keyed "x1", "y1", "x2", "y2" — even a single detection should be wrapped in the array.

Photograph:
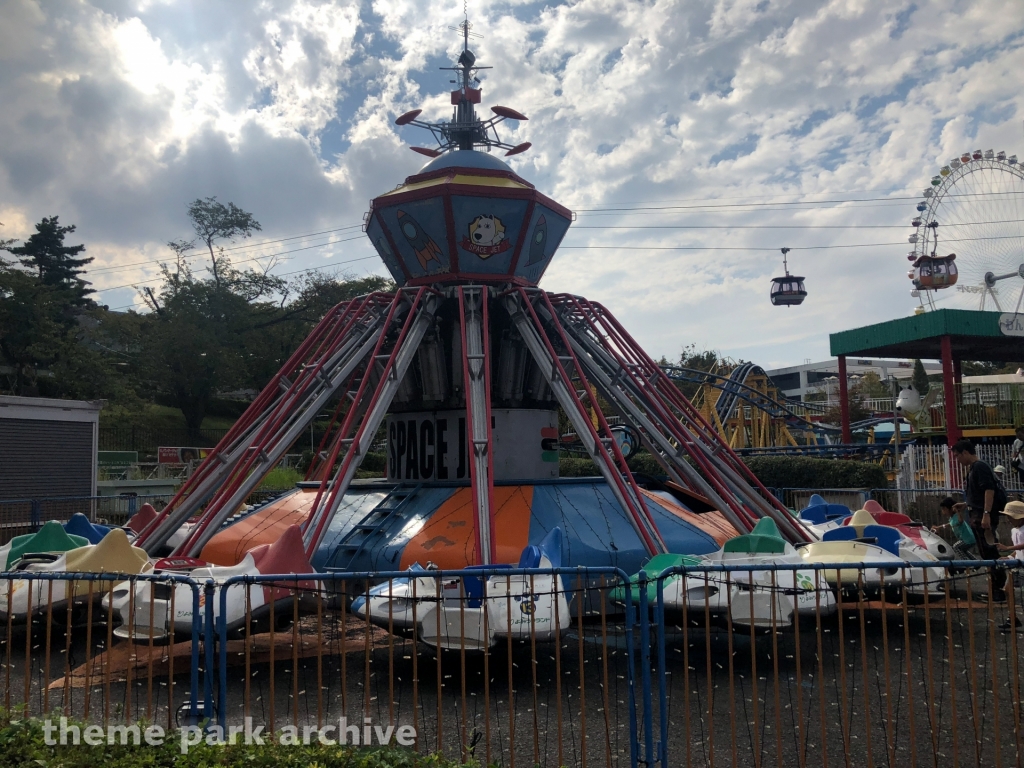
[
  {"x1": 660, "y1": 365, "x2": 831, "y2": 428},
  {"x1": 659, "y1": 365, "x2": 903, "y2": 436}
]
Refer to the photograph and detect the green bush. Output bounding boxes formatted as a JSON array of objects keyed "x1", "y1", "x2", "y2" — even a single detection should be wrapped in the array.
[
  {"x1": 291, "y1": 452, "x2": 387, "y2": 481},
  {"x1": 627, "y1": 453, "x2": 665, "y2": 476},
  {"x1": 360, "y1": 453, "x2": 387, "y2": 474},
  {"x1": 258, "y1": 467, "x2": 303, "y2": 490},
  {"x1": 558, "y1": 457, "x2": 600, "y2": 477},
  {"x1": 0, "y1": 713, "x2": 474, "y2": 768},
  {"x1": 559, "y1": 452, "x2": 889, "y2": 490},
  {"x1": 559, "y1": 452, "x2": 669, "y2": 477},
  {"x1": 741, "y1": 455, "x2": 888, "y2": 490}
]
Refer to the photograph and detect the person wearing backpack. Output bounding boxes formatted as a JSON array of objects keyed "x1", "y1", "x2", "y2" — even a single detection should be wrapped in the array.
[{"x1": 953, "y1": 439, "x2": 1009, "y2": 598}]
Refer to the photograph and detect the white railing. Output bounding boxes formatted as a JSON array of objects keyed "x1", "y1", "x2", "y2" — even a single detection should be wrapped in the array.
[{"x1": 896, "y1": 443, "x2": 1022, "y2": 493}]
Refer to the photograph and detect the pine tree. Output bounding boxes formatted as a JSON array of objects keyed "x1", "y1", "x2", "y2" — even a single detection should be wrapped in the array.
[
  {"x1": 6, "y1": 216, "x2": 93, "y2": 302},
  {"x1": 912, "y1": 358, "x2": 930, "y2": 396}
]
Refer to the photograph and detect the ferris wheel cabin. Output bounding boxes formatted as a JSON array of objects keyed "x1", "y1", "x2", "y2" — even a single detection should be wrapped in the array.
[
  {"x1": 910, "y1": 253, "x2": 958, "y2": 290},
  {"x1": 769, "y1": 275, "x2": 807, "y2": 306}
]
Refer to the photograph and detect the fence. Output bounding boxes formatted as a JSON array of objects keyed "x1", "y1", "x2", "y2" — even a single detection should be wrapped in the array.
[
  {"x1": 955, "y1": 382, "x2": 1024, "y2": 432},
  {"x1": 3, "y1": 560, "x2": 1024, "y2": 767},
  {"x1": 0, "y1": 495, "x2": 173, "y2": 544},
  {"x1": 99, "y1": 427, "x2": 342, "y2": 459},
  {"x1": 98, "y1": 427, "x2": 232, "y2": 455},
  {"x1": 768, "y1": 486, "x2": 1024, "y2": 531},
  {"x1": 893, "y1": 442, "x2": 1023, "y2": 493},
  {"x1": 0, "y1": 491, "x2": 287, "y2": 545}
]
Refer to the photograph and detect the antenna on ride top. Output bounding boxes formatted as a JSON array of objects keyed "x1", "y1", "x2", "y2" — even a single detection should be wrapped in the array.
[{"x1": 393, "y1": 13, "x2": 532, "y2": 158}]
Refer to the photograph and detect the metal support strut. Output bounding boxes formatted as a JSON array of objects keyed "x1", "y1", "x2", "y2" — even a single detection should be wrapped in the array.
[
  {"x1": 458, "y1": 285, "x2": 497, "y2": 565},
  {"x1": 137, "y1": 294, "x2": 393, "y2": 555},
  {"x1": 301, "y1": 288, "x2": 440, "y2": 558},
  {"x1": 502, "y1": 288, "x2": 665, "y2": 556}
]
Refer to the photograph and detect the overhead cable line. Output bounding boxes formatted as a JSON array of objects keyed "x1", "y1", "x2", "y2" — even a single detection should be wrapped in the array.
[
  {"x1": 92, "y1": 234, "x2": 370, "y2": 294},
  {"x1": 559, "y1": 233, "x2": 1024, "y2": 251},
  {"x1": 86, "y1": 223, "x2": 364, "y2": 276},
  {"x1": 104, "y1": 254, "x2": 383, "y2": 311},
  {"x1": 575, "y1": 189, "x2": 1024, "y2": 213},
  {"x1": 575, "y1": 218, "x2": 1024, "y2": 230}
]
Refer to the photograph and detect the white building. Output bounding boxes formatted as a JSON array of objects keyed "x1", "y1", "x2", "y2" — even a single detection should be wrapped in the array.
[{"x1": 764, "y1": 358, "x2": 944, "y2": 402}]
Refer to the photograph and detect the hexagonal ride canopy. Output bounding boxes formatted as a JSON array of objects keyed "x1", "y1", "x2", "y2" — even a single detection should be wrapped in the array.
[{"x1": 134, "y1": 29, "x2": 806, "y2": 575}]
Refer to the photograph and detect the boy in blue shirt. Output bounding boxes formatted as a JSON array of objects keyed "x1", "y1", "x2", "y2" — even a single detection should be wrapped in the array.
[{"x1": 931, "y1": 496, "x2": 977, "y2": 560}]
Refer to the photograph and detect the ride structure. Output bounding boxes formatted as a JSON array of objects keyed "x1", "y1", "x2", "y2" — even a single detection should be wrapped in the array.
[
  {"x1": 909, "y1": 149, "x2": 1024, "y2": 312},
  {"x1": 129, "y1": 23, "x2": 810, "y2": 579},
  {"x1": 668, "y1": 362, "x2": 828, "y2": 449}
]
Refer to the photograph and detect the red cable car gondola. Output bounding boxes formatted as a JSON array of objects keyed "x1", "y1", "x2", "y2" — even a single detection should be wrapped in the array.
[{"x1": 770, "y1": 247, "x2": 807, "y2": 307}]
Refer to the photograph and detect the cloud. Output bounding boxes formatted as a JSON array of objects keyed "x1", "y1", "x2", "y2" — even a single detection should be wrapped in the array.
[{"x1": 1, "y1": 0, "x2": 1023, "y2": 362}]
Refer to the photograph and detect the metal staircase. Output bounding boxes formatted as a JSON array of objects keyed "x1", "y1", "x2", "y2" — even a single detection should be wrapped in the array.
[{"x1": 323, "y1": 483, "x2": 423, "y2": 571}]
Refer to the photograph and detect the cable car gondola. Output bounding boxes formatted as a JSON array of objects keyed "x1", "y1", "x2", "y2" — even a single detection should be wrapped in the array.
[
  {"x1": 770, "y1": 247, "x2": 807, "y2": 307},
  {"x1": 910, "y1": 252, "x2": 958, "y2": 289}
]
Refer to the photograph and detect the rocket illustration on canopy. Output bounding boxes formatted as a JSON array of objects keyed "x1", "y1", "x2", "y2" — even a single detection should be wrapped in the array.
[
  {"x1": 526, "y1": 214, "x2": 548, "y2": 266},
  {"x1": 396, "y1": 210, "x2": 443, "y2": 269}
]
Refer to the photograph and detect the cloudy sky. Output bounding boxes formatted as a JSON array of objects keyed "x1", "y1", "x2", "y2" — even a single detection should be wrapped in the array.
[{"x1": 2, "y1": 0, "x2": 1023, "y2": 368}]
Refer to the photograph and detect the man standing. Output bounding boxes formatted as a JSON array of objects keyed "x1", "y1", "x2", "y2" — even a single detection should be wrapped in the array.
[{"x1": 953, "y1": 439, "x2": 1008, "y2": 597}]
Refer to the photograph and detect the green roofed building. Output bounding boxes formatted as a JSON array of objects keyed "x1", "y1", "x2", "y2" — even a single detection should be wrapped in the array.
[{"x1": 829, "y1": 309, "x2": 1024, "y2": 444}]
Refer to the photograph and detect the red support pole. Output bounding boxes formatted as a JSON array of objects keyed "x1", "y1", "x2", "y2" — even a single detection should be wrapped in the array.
[
  {"x1": 941, "y1": 335, "x2": 962, "y2": 445},
  {"x1": 838, "y1": 355, "x2": 852, "y2": 444}
]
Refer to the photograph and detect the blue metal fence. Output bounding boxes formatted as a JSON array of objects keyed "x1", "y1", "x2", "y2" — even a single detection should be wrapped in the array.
[
  {"x1": 5, "y1": 482, "x2": 1024, "y2": 765},
  {"x1": 3, "y1": 558, "x2": 1023, "y2": 767}
]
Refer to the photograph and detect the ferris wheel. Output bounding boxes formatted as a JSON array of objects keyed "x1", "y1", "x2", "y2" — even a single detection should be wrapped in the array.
[{"x1": 907, "y1": 148, "x2": 1024, "y2": 313}]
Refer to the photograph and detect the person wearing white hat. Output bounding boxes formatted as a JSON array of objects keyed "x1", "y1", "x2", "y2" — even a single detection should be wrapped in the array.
[
  {"x1": 996, "y1": 465, "x2": 1007, "y2": 481},
  {"x1": 998, "y1": 501, "x2": 1024, "y2": 630},
  {"x1": 998, "y1": 501, "x2": 1024, "y2": 555}
]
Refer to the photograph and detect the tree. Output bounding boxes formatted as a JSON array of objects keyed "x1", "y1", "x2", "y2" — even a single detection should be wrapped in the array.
[
  {"x1": 136, "y1": 245, "x2": 279, "y2": 440},
  {"x1": 0, "y1": 262, "x2": 62, "y2": 395},
  {"x1": 912, "y1": 358, "x2": 930, "y2": 396},
  {"x1": 289, "y1": 272, "x2": 394, "y2": 324},
  {"x1": 0, "y1": 218, "x2": 124, "y2": 398},
  {"x1": 820, "y1": 371, "x2": 891, "y2": 430},
  {"x1": 5, "y1": 217, "x2": 92, "y2": 303},
  {"x1": 962, "y1": 359, "x2": 1024, "y2": 376},
  {"x1": 666, "y1": 343, "x2": 728, "y2": 400},
  {"x1": 852, "y1": 371, "x2": 891, "y2": 400},
  {"x1": 182, "y1": 197, "x2": 262, "y2": 288}
]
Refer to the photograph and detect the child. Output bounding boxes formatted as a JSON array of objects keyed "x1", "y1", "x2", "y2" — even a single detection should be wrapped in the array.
[
  {"x1": 997, "y1": 501, "x2": 1024, "y2": 630},
  {"x1": 931, "y1": 496, "x2": 977, "y2": 560},
  {"x1": 1012, "y1": 426, "x2": 1024, "y2": 487},
  {"x1": 997, "y1": 501, "x2": 1024, "y2": 559}
]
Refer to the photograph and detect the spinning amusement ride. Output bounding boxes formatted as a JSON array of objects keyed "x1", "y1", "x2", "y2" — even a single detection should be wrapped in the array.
[
  {"x1": 2, "y1": 27, "x2": 971, "y2": 645},
  {"x1": 127, "y1": 25, "x2": 809, "y2": 579}
]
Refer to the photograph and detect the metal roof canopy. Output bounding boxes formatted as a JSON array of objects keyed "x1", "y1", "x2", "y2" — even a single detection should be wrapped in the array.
[{"x1": 830, "y1": 309, "x2": 1021, "y2": 362}]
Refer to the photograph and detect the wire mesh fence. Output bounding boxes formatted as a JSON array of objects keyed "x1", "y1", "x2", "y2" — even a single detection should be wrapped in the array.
[
  {"x1": 643, "y1": 560, "x2": 1024, "y2": 768},
  {"x1": 0, "y1": 573, "x2": 203, "y2": 729},
  {"x1": 2, "y1": 560, "x2": 1024, "y2": 766},
  {"x1": 0, "y1": 496, "x2": 174, "y2": 545},
  {"x1": 210, "y1": 569, "x2": 639, "y2": 768},
  {"x1": 0, "y1": 492, "x2": 291, "y2": 546}
]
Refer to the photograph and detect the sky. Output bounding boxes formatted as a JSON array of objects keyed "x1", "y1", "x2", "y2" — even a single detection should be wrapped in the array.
[{"x1": 1, "y1": 0, "x2": 1023, "y2": 369}]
